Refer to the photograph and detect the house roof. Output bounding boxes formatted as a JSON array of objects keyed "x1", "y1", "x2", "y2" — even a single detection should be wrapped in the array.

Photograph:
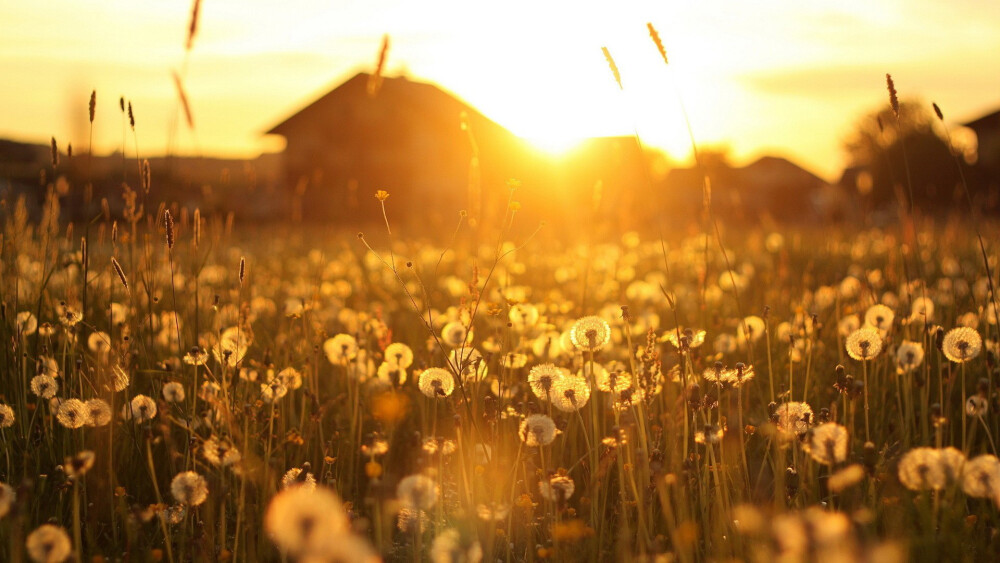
[
  {"x1": 963, "y1": 108, "x2": 1000, "y2": 132},
  {"x1": 265, "y1": 72, "x2": 508, "y2": 138},
  {"x1": 664, "y1": 156, "x2": 824, "y2": 188},
  {"x1": 740, "y1": 155, "x2": 826, "y2": 186}
]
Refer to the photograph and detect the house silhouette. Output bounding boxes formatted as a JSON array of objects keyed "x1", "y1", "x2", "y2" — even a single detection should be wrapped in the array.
[
  {"x1": 265, "y1": 72, "x2": 533, "y2": 226},
  {"x1": 964, "y1": 107, "x2": 1000, "y2": 194}
]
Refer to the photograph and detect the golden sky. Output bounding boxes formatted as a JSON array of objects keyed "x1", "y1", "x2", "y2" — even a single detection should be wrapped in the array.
[{"x1": 2, "y1": 0, "x2": 998, "y2": 180}]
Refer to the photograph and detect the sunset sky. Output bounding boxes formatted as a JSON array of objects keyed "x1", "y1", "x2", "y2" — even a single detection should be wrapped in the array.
[{"x1": 2, "y1": 0, "x2": 998, "y2": 180}]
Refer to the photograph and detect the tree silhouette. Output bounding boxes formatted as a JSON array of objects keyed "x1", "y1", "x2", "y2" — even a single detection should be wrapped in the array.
[{"x1": 843, "y1": 100, "x2": 964, "y2": 213}]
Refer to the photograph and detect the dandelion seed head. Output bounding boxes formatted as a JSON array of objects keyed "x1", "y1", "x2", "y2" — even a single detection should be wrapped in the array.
[
  {"x1": 85, "y1": 399, "x2": 112, "y2": 427},
  {"x1": 30, "y1": 374, "x2": 58, "y2": 400},
  {"x1": 805, "y1": 423, "x2": 849, "y2": 465},
  {"x1": 25, "y1": 524, "x2": 71, "y2": 563},
  {"x1": 570, "y1": 316, "x2": 611, "y2": 352},
  {"x1": 265, "y1": 485, "x2": 349, "y2": 557},
  {"x1": 846, "y1": 328, "x2": 883, "y2": 361},
  {"x1": 539, "y1": 475, "x2": 576, "y2": 502},
  {"x1": 943, "y1": 327, "x2": 982, "y2": 363},
  {"x1": 162, "y1": 381, "x2": 186, "y2": 403},
  {"x1": 56, "y1": 398, "x2": 89, "y2": 429},
  {"x1": 962, "y1": 454, "x2": 1000, "y2": 498},
  {"x1": 898, "y1": 447, "x2": 948, "y2": 491},
  {"x1": 397, "y1": 474, "x2": 439, "y2": 510},
  {"x1": 170, "y1": 471, "x2": 208, "y2": 506},
  {"x1": 129, "y1": 394, "x2": 157, "y2": 423},
  {"x1": 519, "y1": 414, "x2": 557, "y2": 446},
  {"x1": 550, "y1": 376, "x2": 591, "y2": 412},
  {"x1": 281, "y1": 467, "x2": 317, "y2": 492},
  {"x1": 202, "y1": 436, "x2": 241, "y2": 467},
  {"x1": 418, "y1": 367, "x2": 455, "y2": 399}
]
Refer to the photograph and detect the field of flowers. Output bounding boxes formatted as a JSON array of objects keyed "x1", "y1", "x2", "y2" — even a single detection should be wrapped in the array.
[{"x1": 0, "y1": 175, "x2": 998, "y2": 563}]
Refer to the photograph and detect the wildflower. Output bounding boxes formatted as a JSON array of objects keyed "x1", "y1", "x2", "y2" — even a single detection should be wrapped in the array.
[
  {"x1": 895, "y1": 340, "x2": 925, "y2": 373},
  {"x1": 0, "y1": 483, "x2": 15, "y2": 519},
  {"x1": 773, "y1": 402, "x2": 813, "y2": 439},
  {"x1": 939, "y1": 447, "x2": 967, "y2": 482},
  {"x1": 56, "y1": 399, "x2": 89, "y2": 428},
  {"x1": 273, "y1": 367, "x2": 303, "y2": 390},
  {"x1": 898, "y1": 447, "x2": 947, "y2": 490},
  {"x1": 25, "y1": 524, "x2": 72, "y2": 563},
  {"x1": 448, "y1": 348, "x2": 488, "y2": 380},
  {"x1": 737, "y1": 315, "x2": 766, "y2": 346},
  {"x1": 570, "y1": 316, "x2": 612, "y2": 352},
  {"x1": 396, "y1": 507, "x2": 430, "y2": 533},
  {"x1": 520, "y1": 414, "x2": 557, "y2": 446},
  {"x1": 838, "y1": 315, "x2": 860, "y2": 337},
  {"x1": 528, "y1": 364, "x2": 564, "y2": 400},
  {"x1": 58, "y1": 303, "x2": 83, "y2": 327},
  {"x1": 202, "y1": 436, "x2": 241, "y2": 467},
  {"x1": 429, "y1": 528, "x2": 482, "y2": 563},
  {"x1": 828, "y1": 464, "x2": 866, "y2": 493},
  {"x1": 846, "y1": 328, "x2": 882, "y2": 361},
  {"x1": 967, "y1": 395, "x2": 989, "y2": 417},
  {"x1": 440, "y1": 321, "x2": 471, "y2": 348},
  {"x1": 418, "y1": 368, "x2": 455, "y2": 398},
  {"x1": 864, "y1": 304, "x2": 895, "y2": 332},
  {"x1": 961, "y1": 454, "x2": 1000, "y2": 498},
  {"x1": 509, "y1": 303, "x2": 540, "y2": 331},
  {"x1": 183, "y1": 346, "x2": 209, "y2": 366},
  {"x1": 383, "y1": 342, "x2": 414, "y2": 369},
  {"x1": 164, "y1": 504, "x2": 187, "y2": 525},
  {"x1": 171, "y1": 471, "x2": 209, "y2": 506},
  {"x1": 805, "y1": 423, "x2": 849, "y2": 465},
  {"x1": 16, "y1": 311, "x2": 38, "y2": 335},
  {"x1": 662, "y1": 327, "x2": 707, "y2": 350},
  {"x1": 476, "y1": 502, "x2": 511, "y2": 521},
  {"x1": 214, "y1": 326, "x2": 251, "y2": 366},
  {"x1": 323, "y1": 333, "x2": 358, "y2": 364},
  {"x1": 500, "y1": 352, "x2": 528, "y2": 369},
  {"x1": 375, "y1": 189, "x2": 390, "y2": 201},
  {"x1": 64, "y1": 450, "x2": 96, "y2": 478},
  {"x1": 942, "y1": 327, "x2": 982, "y2": 363},
  {"x1": 85, "y1": 399, "x2": 112, "y2": 426},
  {"x1": 532, "y1": 331, "x2": 565, "y2": 359},
  {"x1": 397, "y1": 474, "x2": 439, "y2": 510},
  {"x1": 162, "y1": 381, "x2": 186, "y2": 403},
  {"x1": 109, "y1": 364, "x2": 130, "y2": 391},
  {"x1": 731, "y1": 363, "x2": 755, "y2": 387},
  {"x1": 422, "y1": 437, "x2": 457, "y2": 456},
  {"x1": 87, "y1": 331, "x2": 112, "y2": 355},
  {"x1": 129, "y1": 394, "x2": 158, "y2": 422},
  {"x1": 539, "y1": 475, "x2": 576, "y2": 502},
  {"x1": 265, "y1": 485, "x2": 349, "y2": 557},
  {"x1": 550, "y1": 376, "x2": 591, "y2": 412},
  {"x1": 376, "y1": 361, "x2": 407, "y2": 386},
  {"x1": 281, "y1": 466, "x2": 317, "y2": 492},
  {"x1": 261, "y1": 380, "x2": 288, "y2": 403},
  {"x1": 910, "y1": 296, "x2": 935, "y2": 323},
  {"x1": 613, "y1": 387, "x2": 645, "y2": 411},
  {"x1": 596, "y1": 367, "x2": 632, "y2": 393},
  {"x1": 714, "y1": 333, "x2": 737, "y2": 354},
  {"x1": 695, "y1": 424, "x2": 725, "y2": 445},
  {"x1": 199, "y1": 380, "x2": 222, "y2": 401},
  {"x1": 30, "y1": 374, "x2": 58, "y2": 399},
  {"x1": 703, "y1": 363, "x2": 736, "y2": 385}
]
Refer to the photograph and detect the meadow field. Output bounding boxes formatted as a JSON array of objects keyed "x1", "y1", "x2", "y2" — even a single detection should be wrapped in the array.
[{"x1": 0, "y1": 159, "x2": 999, "y2": 563}]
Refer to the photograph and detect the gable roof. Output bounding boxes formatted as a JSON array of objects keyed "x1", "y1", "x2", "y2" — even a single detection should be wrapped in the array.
[
  {"x1": 265, "y1": 72, "x2": 508, "y2": 138},
  {"x1": 963, "y1": 108, "x2": 1000, "y2": 132}
]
